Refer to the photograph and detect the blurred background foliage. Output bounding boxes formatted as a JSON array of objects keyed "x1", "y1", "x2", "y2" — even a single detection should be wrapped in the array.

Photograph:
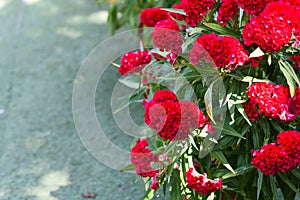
[{"x1": 95, "y1": 0, "x2": 179, "y2": 34}]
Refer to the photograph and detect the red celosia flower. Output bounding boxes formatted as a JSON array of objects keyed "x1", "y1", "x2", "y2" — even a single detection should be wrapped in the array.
[
  {"x1": 186, "y1": 168, "x2": 222, "y2": 195},
  {"x1": 236, "y1": 0, "x2": 273, "y2": 15},
  {"x1": 243, "y1": 99, "x2": 259, "y2": 121},
  {"x1": 169, "y1": 1, "x2": 187, "y2": 21},
  {"x1": 251, "y1": 143, "x2": 289, "y2": 175},
  {"x1": 276, "y1": 130, "x2": 300, "y2": 171},
  {"x1": 291, "y1": 55, "x2": 300, "y2": 68},
  {"x1": 152, "y1": 18, "x2": 183, "y2": 54},
  {"x1": 140, "y1": 7, "x2": 168, "y2": 27},
  {"x1": 246, "y1": 82, "x2": 296, "y2": 122},
  {"x1": 242, "y1": 2, "x2": 300, "y2": 52},
  {"x1": 130, "y1": 138, "x2": 159, "y2": 177},
  {"x1": 252, "y1": 130, "x2": 300, "y2": 175},
  {"x1": 182, "y1": 0, "x2": 215, "y2": 27},
  {"x1": 119, "y1": 50, "x2": 152, "y2": 75},
  {"x1": 144, "y1": 90, "x2": 208, "y2": 140},
  {"x1": 189, "y1": 34, "x2": 249, "y2": 71},
  {"x1": 217, "y1": 0, "x2": 239, "y2": 26}
]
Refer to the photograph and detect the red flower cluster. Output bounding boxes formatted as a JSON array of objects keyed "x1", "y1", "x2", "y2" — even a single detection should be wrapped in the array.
[
  {"x1": 217, "y1": 0, "x2": 239, "y2": 26},
  {"x1": 186, "y1": 168, "x2": 222, "y2": 195},
  {"x1": 182, "y1": 0, "x2": 215, "y2": 27},
  {"x1": 251, "y1": 130, "x2": 300, "y2": 175},
  {"x1": 144, "y1": 90, "x2": 208, "y2": 140},
  {"x1": 140, "y1": 7, "x2": 168, "y2": 27},
  {"x1": 150, "y1": 177, "x2": 159, "y2": 190},
  {"x1": 130, "y1": 138, "x2": 159, "y2": 177},
  {"x1": 276, "y1": 130, "x2": 300, "y2": 170},
  {"x1": 242, "y1": 2, "x2": 300, "y2": 52},
  {"x1": 189, "y1": 34, "x2": 249, "y2": 71},
  {"x1": 152, "y1": 18, "x2": 183, "y2": 54},
  {"x1": 236, "y1": 0, "x2": 273, "y2": 15},
  {"x1": 119, "y1": 50, "x2": 152, "y2": 75},
  {"x1": 245, "y1": 82, "x2": 298, "y2": 122},
  {"x1": 291, "y1": 55, "x2": 300, "y2": 68},
  {"x1": 243, "y1": 99, "x2": 259, "y2": 121},
  {"x1": 169, "y1": 1, "x2": 186, "y2": 21}
]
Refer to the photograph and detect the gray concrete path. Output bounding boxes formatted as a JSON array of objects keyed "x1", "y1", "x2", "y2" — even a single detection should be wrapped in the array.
[{"x1": 0, "y1": 0, "x2": 143, "y2": 199}]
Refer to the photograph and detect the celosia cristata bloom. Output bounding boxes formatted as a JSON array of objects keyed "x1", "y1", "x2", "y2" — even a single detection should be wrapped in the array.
[
  {"x1": 152, "y1": 18, "x2": 183, "y2": 54},
  {"x1": 186, "y1": 168, "x2": 222, "y2": 195},
  {"x1": 236, "y1": 0, "x2": 273, "y2": 15},
  {"x1": 243, "y1": 99, "x2": 259, "y2": 121},
  {"x1": 130, "y1": 138, "x2": 159, "y2": 177},
  {"x1": 242, "y1": 1, "x2": 300, "y2": 52},
  {"x1": 252, "y1": 130, "x2": 300, "y2": 175},
  {"x1": 246, "y1": 82, "x2": 296, "y2": 122},
  {"x1": 169, "y1": 1, "x2": 187, "y2": 22},
  {"x1": 189, "y1": 34, "x2": 249, "y2": 72},
  {"x1": 182, "y1": 0, "x2": 215, "y2": 27},
  {"x1": 217, "y1": 0, "x2": 239, "y2": 26},
  {"x1": 276, "y1": 130, "x2": 300, "y2": 171},
  {"x1": 251, "y1": 143, "x2": 289, "y2": 175},
  {"x1": 291, "y1": 55, "x2": 300, "y2": 68},
  {"x1": 118, "y1": 50, "x2": 152, "y2": 75},
  {"x1": 144, "y1": 90, "x2": 208, "y2": 140},
  {"x1": 140, "y1": 7, "x2": 168, "y2": 27}
]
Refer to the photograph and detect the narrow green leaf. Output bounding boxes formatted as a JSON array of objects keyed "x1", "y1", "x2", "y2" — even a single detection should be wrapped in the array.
[
  {"x1": 144, "y1": 188, "x2": 155, "y2": 200},
  {"x1": 120, "y1": 163, "x2": 135, "y2": 172},
  {"x1": 236, "y1": 104, "x2": 252, "y2": 126},
  {"x1": 280, "y1": 60, "x2": 300, "y2": 86},
  {"x1": 204, "y1": 82, "x2": 216, "y2": 124},
  {"x1": 269, "y1": 176, "x2": 279, "y2": 200},
  {"x1": 161, "y1": 8, "x2": 186, "y2": 16},
  {"x1": 203, "y1": 22, "x2": 241, "y2": 38},
  {"x1": 278, "y1": 173, "x2": 300, "y2": 195},
  {"x1": 279, "y1": 63, "x2": 296, "y2": 96},
  {"x1": 290, "y1": 169, "x2": 300, "y2": 180},
  {"x1": 212, "y1": 151, "x2": 237, "y2": 175},
  {"x1": 257, "y1": 172, "x2": 263, "y2": 200},
  {"x1": 215, "y1": 125, "x2": 246, "y2": 139}
]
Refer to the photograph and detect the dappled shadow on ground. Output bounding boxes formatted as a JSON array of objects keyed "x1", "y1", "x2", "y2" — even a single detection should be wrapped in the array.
[{"x1": 0, "y1": 0, "x2": 144, "y2": 199}]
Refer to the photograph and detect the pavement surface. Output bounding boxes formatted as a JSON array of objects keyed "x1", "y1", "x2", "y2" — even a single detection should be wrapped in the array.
[{"x1": 0, "y1": 0, "x2": 145, "y2": 199}]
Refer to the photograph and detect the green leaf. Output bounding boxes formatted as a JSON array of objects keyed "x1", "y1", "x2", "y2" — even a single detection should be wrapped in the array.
[
  {"x1": 269, "y1": 176, "x2": 279, "y2": 200},
  {"x1": 212, "y1": 151, "x2": 237, "y2": 176},
  {"x1": 290, "y1": 169, "x2": 300, "y2": 180},
  {"x1": 222, "y1": 165, "x2": 254, "y2": 179},
  {"x1": 249, "y1": 47, "x2": 265, "y2": 58},
  {"x1": 204, "y1": 81, "x2": 216, "y2": 124},
  {"x1": 161, "y1": 8, "x2": 186, "y2": 16},
  {"x1": 257, "y1": 172, "x2": 263, "y2": 200},
  {"x1": 120, "y1": 163, "x2": 135, "y2": 172},
  {"x1": 280, "y1": 60, "x2": 300, "y2": 86},
  {"x1": 144, "y1": 188, "x2": 155, "y2": 200},
  {"x1": 236, "y1": 104, "x2": 252, "y2": 126},
  {"x1": 215, "y1": 124, "x2": 246, "y2": 139},
  {"x1": 278, "y1": 173, "x2": 300, "y2": 195},
  {"x1": 279, "y1": 62, "x2": 296, "y2": 96},
  {"x1": 203, "y1": 22, "x2": 241, "y2": 38}
]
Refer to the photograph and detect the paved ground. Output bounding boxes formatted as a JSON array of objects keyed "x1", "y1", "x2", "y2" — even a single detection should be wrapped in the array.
[{"x1": 0, "y1": 0, "x2": 144, "y2": 199}]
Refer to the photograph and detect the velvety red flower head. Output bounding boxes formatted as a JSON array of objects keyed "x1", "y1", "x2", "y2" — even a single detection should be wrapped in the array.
[
  {"x1": 217, "y1": 0, "x2": 239, "y2": 26},
  {"x1": 276, "y1": 130, "x2": 300, "y2": 170},
  {"x1": 251, "y1": 143, "x2": 289, "y2": 175},
  {"x1": 189, "y1": 34, "x2": 249, "y2": 72},
  {"x1": 119, "y1": 50, "x2": 152, "y2": 75},
  {"x1": 130, "y1": 138, "x2": 159, "y2": 177},
  {"x1": 152, "y1": 18, "x2": 183, "y2": 54},
  {"x1": 242, "y1": 1, "x2": 300, "y2": 52},
  {"x1": 169, "y1": 1, "x2": 187, "y2": 22},
  {"x1": 236, "y1": 0, "x2": 273, "y2": 15},
  {"x1": 291, "y1": 55, "x2": 300, "y2": 68},
  {"x1": 144, "y1": 90, "x2": 208, "y2": 140},
  {"x1": 140, "y1": 7, "x2": 168, "y2": 27},
  {"x1": 182, "y1": 0, "x2": 215, "y2": 27},
  {"x1": 186, "y1": 168, "x2": 222, "y2": 195},
  {"x1": 252, "y1": 130, "x2": 300, "y2": 175},
  {"x1": 246, "y1": 82, "x2": 296, "y2": 122}
]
